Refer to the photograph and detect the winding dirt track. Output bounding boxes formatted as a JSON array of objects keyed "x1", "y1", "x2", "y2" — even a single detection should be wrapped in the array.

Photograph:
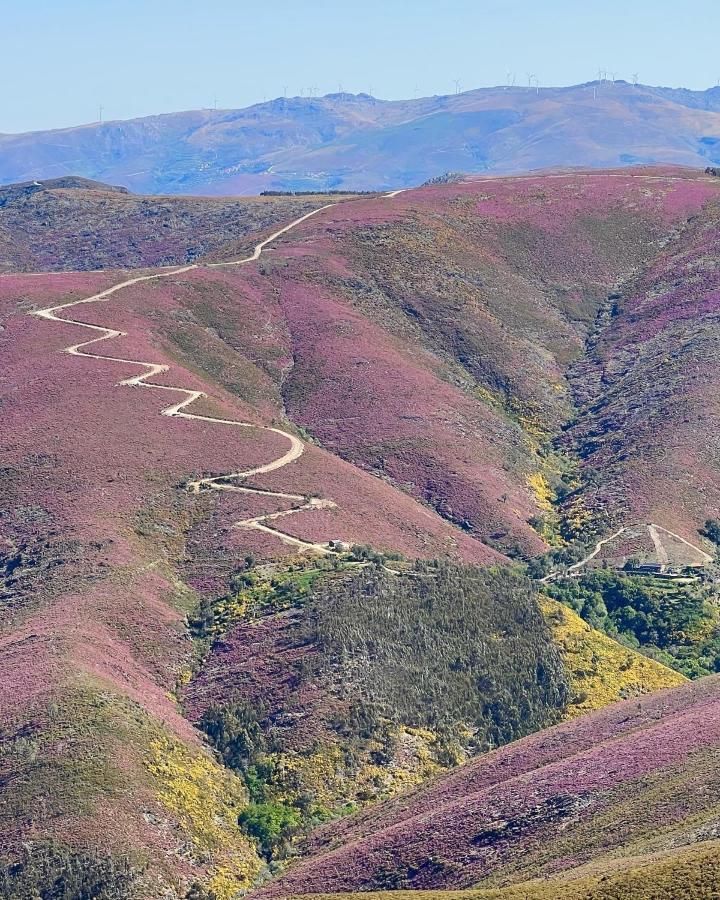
[
  {"x1": 29, "y1": 200, "x2": 373, "y2": 554},
  {"x1": 26, "y1": 173, "x2": 718, "y2": 559}
]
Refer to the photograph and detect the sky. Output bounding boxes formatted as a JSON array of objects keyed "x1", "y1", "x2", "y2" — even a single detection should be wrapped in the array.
[{"x1": 3, "y1": 0, "x2": 720, "y2": 134}]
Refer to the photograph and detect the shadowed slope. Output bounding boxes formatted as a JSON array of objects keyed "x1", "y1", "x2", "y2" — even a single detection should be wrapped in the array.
[{"x1": 566, "y1": 196, "x2": 720, "y2": 543}]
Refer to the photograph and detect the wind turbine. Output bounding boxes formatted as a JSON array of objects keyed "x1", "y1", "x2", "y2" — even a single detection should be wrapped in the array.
[
  {"x1": 533, "y1": 75, "x2": 540, "y2": 94},
  {"x1": 98, "y1": 104, "x2": 104, "y2": 124},
  {"x1": 454, "y1": 79, "x2": 462, "y2": 95},
  {"x1": 632, "y1": 73, "x2": 639, "y2": 87}
]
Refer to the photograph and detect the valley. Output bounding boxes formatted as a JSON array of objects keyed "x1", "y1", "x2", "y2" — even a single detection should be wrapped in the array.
[{"x1": 3, "y1": 166, "x2": 720, "y2": 898}]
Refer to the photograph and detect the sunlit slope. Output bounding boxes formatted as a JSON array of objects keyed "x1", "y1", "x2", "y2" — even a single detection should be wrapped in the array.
[{"x1": 258, "y1": 675, "x2": 720, "y2": 896}]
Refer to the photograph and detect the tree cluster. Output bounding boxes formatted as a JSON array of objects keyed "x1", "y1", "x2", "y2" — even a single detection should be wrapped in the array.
[
  {"x1": 545, "y1": 569, "x2": 720, "y2": 677},
  {"x1": 0, "y1": 842, "x2": 142, "y2": 900},
  {"x1": 303, "y1": 563, "x2": 570, "y2": 753}
]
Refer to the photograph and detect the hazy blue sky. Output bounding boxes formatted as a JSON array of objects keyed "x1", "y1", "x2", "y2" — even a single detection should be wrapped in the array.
[{"x1": 3, "y1": 0, "x2": 720, "y2": 133}]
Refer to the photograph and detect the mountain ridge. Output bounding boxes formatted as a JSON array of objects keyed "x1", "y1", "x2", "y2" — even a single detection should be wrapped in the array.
[{"x1": 3, "y1": 81, "x2": 720, "y2": 194}]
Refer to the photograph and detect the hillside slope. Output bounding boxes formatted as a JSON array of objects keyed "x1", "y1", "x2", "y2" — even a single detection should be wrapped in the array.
[
  {"x1": 257, "y1": 675, "x2": 720, "y2": 897},
  {"x1": 2, "y1": 168, "x2": 719, "y2": 895},
  {"x1": 178, "y1": 562, "x2": 682, "y2": 864},
  {"x1": 565, "y1": 193, "x2": 720, "y2": 542},
  {"x1": 0, "y1": 178, "x2": 349, "y2": 273},
  {"x1": 218, "y1": 169, "x2": 719, "y2": 552},
  {"x1": 3, "y1": 82, "x2": 720, "y2": 194},
  {"x1": 0, "y1": 198, "x2": 503, "y2": 894}
]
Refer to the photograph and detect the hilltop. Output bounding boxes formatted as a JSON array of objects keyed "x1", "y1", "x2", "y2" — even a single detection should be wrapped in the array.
[
  {"x1": 0, "y1": 176, "x2": 130, "y2": 203},
  {"x1": 0, "y1": 178, "x2": 358, "y2": 273},
  {"x1": 2, "y1": 81, "x2": 720, "y2": 193}
]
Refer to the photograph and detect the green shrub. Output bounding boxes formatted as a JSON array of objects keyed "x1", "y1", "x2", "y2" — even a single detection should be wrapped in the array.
[
  {"x1": 188, "y1": 597, "x2": 215, "y2": 637},
  {"x1": 238, "y1": 802, "x2": 302, "y2": 859},
  {"x1": 701, "y1": 519, "x2": 720, "y2": 546}
]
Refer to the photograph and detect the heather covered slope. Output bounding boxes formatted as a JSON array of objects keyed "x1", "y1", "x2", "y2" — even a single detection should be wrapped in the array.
[
  {"x1": 565, "y1": 193, "x2": 720, "y2": 542},
  {"x1": 229, "y1": 169, "x2": 720, "y2": 552},
  {"x1": 3, "y1": 169, "x2": 720, "y2": 895},
  {"x1": 257, "y1": 675, "x2": 720, "y2": 897},
  {"x1": 0, "y1": 259, "x2": 500, "y2": 606},
  {"x1": 4, "y1": 81, "x2": 720, "y2": 194},
  {"x1": 0, "y1": 178, "x2": 345, "y2": 273},
  {"x1": 294, "y1": 845, "x2": 720, "y2": 900},
  {"x1": 0, "y1": 253, "x2": 499, "y2": 891}
]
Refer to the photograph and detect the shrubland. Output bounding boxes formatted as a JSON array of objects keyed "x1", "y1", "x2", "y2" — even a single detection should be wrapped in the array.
[
  {"x1": 544, "y1": 569, "x2": 720, "y2": 677},
  {"x1": 190, "y1": 560, "x2": 571, "y2": 863}
]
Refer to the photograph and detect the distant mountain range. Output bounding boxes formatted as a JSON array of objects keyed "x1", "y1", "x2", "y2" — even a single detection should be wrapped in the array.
[{"x1": 3, "y1": 81, "x2": 720, "y2": 194}]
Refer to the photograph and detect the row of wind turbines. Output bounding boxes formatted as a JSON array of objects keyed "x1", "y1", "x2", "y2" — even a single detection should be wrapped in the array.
[
  {"x1": 498, "y1": 69, "x2": 639, "y2": 94},
  {"x1": 96, "y1": 71, "x2": 720, "y2": 124}
]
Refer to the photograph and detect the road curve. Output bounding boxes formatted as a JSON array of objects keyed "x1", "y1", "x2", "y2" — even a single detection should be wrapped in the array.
[
  {"x1": 542, "y1": 522, "x2": 713, "y2": 582},
  {"x1": 29, "y1": 196, "x2": 400, "y2": 553}
]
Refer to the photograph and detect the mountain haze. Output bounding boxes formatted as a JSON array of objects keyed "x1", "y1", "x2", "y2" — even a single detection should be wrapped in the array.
[{"x1": 3, "y1": 81, "x2": 720, "y2": 194}]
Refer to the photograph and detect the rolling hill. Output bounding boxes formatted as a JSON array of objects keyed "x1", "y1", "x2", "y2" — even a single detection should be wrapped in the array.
[
  {"x1": 3, "y1": 81, "x2": 720, "y2": 194},
  {"x1": 0, "y1": 177, "x2": 350, "y2": 273},
  {"x1": 3, "y1": 166, "x2": 720, "y2": 896}
]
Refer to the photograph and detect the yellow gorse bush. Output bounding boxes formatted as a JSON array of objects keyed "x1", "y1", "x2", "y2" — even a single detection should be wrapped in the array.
[
  {"x1": 146, "y1": 737, "x2": 262, "y2": 893},
  {"x1": 540, "y1": 597, "x2": 686, "y2": 717}
]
